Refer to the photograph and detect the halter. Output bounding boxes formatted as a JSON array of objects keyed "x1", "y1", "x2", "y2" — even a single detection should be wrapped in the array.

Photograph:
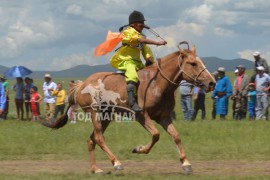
[{"x1": 157, "y1": 41, "x2": 207, "y2": 86}]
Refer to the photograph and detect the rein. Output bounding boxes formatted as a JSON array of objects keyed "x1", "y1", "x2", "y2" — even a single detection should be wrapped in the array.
[
  {"x1": 156, "y1": 42, "x2": 207, "y2": 86},
  {"x1": 157, "y1": 55, "x2": 181, "y2": 86}
]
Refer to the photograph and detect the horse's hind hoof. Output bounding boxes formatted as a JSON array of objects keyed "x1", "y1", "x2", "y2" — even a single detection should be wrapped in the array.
[
  {"x1": 114, "y1": 164, "x2": 124, "y2": 171},
  {"x1": 182, "y1": 165, "x2": 192, "y2": 174},
  {"x1": 92, "y1": 168, "x2": 105, "y2": 174}
]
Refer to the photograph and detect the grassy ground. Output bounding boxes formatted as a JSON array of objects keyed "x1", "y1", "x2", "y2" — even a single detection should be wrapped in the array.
[
  {"x1": 1, "y1": 71, "x2": 270, "y2": 179},
  {"x1": 1, "y1": 119, "x2": 270, "y2": 162},
  {"x1": 1, "y1": 119, "x2": 270, "y2": 179}
]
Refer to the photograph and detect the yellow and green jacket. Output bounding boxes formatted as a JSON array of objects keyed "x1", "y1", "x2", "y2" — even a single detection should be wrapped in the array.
[{"x1": 110, "y1": 26, "x2": 154, "y2": 71}]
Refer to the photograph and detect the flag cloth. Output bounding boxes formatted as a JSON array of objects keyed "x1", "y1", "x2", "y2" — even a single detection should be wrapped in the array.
[{"x1": 94, "y1": 30, "x2": 124, "y2": 57}]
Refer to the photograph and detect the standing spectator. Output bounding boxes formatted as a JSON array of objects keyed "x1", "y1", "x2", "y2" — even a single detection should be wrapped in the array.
[
  {"x1": 52, "y1": 82, "x2": 66, "y2": 118},
  {"x1": 0, "y1": 80, "x2": 6, "y2": 120},
  {"x1": 179, "y1": 80, "x2": 193, "y2": 121},
  {"x1": 192, "y1": 86, "x2": 206, "y2": 121},
  {"x1": 211, "y1": 67, "x2": 232, "y2": 120},
  {"x1": 250, "y1": 51, "x2": 269, "y2": 83},
  {"x1": 30, "y1": 86, "x2": 42, "y2": 122},
  {"x1": 24, "y1": 77, "x2": 34, "y2": 121},
  {"x1": 231, "y1": 69, "x2": 239, "y2": 119},
  {"x1": 43, "y1": 74, "x2": 57, "y2": 120},
  {"x1": 0, "y1": 75, "x2": 9, "y2": 120},
  {"x1": 12, "y1": 77, "x2": 25, "y2": 120},
  {"x1": 247, "y1": 83, "x2": 256, "y2": 120},
  {"x1": 211, "y1": 71, "x2": 219, "y2": 120},
  {"x1": 255, "y1": 66, "x2": 270, "y2": 120},
  {"x1": 231, "y1": 65, "x2": 250, "y2": 120}
]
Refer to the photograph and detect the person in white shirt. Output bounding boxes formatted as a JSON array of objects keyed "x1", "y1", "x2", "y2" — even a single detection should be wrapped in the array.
[
  {"x1": 255, "y1": 66, "x2": 270, "y2": 120},
  {"x1": 43, "y1": 74, "x2": 57, "y2": 120}
]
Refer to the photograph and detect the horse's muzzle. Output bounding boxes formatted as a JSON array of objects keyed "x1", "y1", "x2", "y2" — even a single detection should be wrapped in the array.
[{"x1": 208, "y1": 82, "x2": 216, "y2": 91}]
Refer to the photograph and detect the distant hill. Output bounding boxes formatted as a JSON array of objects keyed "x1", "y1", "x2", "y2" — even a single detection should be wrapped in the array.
[
  {"x1": 0, "y1": 57, "x2": 254, "y2": 79},
  {"x1": 202, "y1": 57, "x2": 254, "y2": 73},
  {"x1": 0, "y1": 65, "x2": 9, "y2": 73}
]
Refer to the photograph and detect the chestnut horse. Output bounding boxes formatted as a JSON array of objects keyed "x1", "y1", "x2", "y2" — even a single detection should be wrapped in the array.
[{"x1": 43, "y1": 41, "x2": 216, "y2": 174}]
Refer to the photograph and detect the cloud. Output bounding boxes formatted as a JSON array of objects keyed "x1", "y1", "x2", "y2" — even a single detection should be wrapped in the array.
[
  {"x1": 237, "y1": 49, "x2": 255, "y2": 61},
  {"x1": 22, "y1": 58, "x2": 45, "y2": 70},
  {"x1": 204, "y1": 0, "x2": 230, "y2": 6},
  {"x1": 66, "y1": 4, "x2": 82, "y2": 15},
  {"x1": 50, "y1": 53, "x2": 91, "y2": 70},
  {"x1": 185, "y1": 4, "x2": 212, "y2": 24},
  {"x1": 1, "y1": 0, "x2": 270, "y2": 71},
  {"x1": 214, "y1": 27, "x2": 235, "y2": 37},
  {"x1": 0, "y1": 17, "x2": 61, "y2": 59}
]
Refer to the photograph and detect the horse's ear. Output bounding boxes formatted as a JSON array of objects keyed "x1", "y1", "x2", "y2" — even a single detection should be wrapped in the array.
[{"x1": 191, "y1": 45, "x2": 196, "y2": 54}]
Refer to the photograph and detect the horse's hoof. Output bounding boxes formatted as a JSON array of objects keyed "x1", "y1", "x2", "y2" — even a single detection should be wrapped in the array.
[
  {"x1": 92, "y1": 168, "x2": 105, "y2": 174},
  {"x1": 114, "y1": 164, "x2": 124, "y2": 171},
  {"x1": 132, "y1": 145, "x2": 143, "y2": 153},
  {"x1": 182, "y1": 165, "x2": 192, "y2": 174},
  {"x1": 132, "y1": 147, "x2": 139, "y2": 153}
]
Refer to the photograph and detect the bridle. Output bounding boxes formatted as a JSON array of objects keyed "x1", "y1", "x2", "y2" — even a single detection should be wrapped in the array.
[{"x1": 157, "y1": 41, "x2": 207, "y2": 86}]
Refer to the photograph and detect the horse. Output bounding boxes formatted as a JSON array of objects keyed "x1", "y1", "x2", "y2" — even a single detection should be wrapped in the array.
[{"x1": 42, "y1": 41, "x2": 216, "y2": 174}]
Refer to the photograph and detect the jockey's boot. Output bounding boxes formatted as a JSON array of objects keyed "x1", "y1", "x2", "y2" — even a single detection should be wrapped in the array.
[{"x1": 127, "y1": 81, "x2": 142, "y2": 112}]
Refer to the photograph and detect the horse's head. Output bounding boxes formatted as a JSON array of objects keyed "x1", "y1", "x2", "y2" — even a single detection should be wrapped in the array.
[{"x1": 178, "y1": 41, "x2": 216, "y2": 92}]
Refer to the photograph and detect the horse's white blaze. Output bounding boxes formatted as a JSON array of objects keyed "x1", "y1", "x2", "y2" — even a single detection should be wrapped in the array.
[{"x1": 196, "y1": 56, "x2": 206, "y2": 69}]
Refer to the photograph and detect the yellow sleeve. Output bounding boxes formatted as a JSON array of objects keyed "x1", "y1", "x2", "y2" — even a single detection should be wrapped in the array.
[
  {"x1": 122, "y1": 27, "x2": 143, "y2": 46},
  {"x1": 59, "y1": 90, "x2": 66, "y2": 103},
  {"x1": 142, "y1": 45, "x2": 154, "y2": 62},
  {"x1": 51, "y1": 90, "x2": 59, "y2": 96}
]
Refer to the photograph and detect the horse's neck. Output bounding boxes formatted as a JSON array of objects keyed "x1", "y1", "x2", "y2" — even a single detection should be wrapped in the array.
[{"x1": 139, "y1": 52, "x2": 182, "y2": 94}]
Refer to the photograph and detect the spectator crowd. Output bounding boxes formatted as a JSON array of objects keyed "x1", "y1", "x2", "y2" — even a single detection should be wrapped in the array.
[
  {"x1": 179, "y1": 51, "x2": 270, "y2": 121},
  {"x1": 0, "y1": 73, "x2": 68, "y2": 122}
]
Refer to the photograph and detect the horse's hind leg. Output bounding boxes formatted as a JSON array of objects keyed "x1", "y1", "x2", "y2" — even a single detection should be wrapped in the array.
[
  {"x1": 132, "y1": 113, "x2": 160, "y2": 154},
  {"x1": 87, "y1": 133, "x2": 103, "y2": 173},
  {"x1": 89, "y1": 112, "x2": 123, "y2": 172},
  {"x1": 157, "y1": 117, "x2": 192, "y2": 174}
]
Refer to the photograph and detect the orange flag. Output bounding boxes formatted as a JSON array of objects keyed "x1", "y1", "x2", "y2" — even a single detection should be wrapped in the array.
[{"x1": 94, "y1": 30, "x2": 124, "y2": 57}]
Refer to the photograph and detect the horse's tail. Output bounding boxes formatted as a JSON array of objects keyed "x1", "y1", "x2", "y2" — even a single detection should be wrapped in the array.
[
  {"x1": 42, "y1": 81, "x2": 83, "y2": 129},
  {"x1": 68, "y1": 81, "x2": 83, "y2": 105},
  {"x1": 41, "y1": 106, "x2": 70, "y2": 129}
]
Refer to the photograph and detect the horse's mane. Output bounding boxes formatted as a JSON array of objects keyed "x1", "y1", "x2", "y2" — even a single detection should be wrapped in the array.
[{"x1": 158, "y1": 51, "x2": 180, "y2": 62}]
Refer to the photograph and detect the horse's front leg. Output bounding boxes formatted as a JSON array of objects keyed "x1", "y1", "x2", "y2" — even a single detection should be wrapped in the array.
[
  {"x1": 132, "y1": 113, "x2": 160, "y2": 154},
  {"x1": 157, "y1": 117, "x2": 192, "y2": 174}
]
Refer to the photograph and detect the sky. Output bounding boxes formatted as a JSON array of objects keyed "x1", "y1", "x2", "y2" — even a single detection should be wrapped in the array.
[{"x1": 1, "y1": 0, "x2": 270, "y2": 71}]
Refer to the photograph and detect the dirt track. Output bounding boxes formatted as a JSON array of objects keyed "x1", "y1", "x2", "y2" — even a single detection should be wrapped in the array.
[{"x1": 0, "y1": 160, "x2": 270, "y2": 175}]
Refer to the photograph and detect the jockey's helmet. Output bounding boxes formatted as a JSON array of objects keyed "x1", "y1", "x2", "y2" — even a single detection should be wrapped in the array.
[{"x1": 129, "y1": 10, "x2": 146, "y2": 24}]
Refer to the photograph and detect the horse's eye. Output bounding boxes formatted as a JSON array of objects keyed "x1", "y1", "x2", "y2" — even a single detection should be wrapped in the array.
[{"x1": 190, "y1": 62, "x2": 197, "y2": 67}]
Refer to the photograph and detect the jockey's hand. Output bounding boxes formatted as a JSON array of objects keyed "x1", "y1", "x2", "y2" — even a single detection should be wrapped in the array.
[
  {"x1": 145, "y1": 60, "x2": 153, "y2": 67},
  {"x1": 156, "y1": 40, "x2": 167, "y2": 46}
]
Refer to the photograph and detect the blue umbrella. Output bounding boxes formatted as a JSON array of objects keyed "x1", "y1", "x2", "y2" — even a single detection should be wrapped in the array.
[{"x1": 4, "y1": 65, "x2": 32, "y2": 78}]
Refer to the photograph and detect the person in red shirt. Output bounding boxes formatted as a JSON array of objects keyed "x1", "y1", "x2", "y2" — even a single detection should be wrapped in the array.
[{"x1": 30, "y1": 86, "x2": 43, "y2": 122}]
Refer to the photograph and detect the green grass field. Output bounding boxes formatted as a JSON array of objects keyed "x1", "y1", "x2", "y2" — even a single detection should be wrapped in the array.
[{"x1": 1, "y1": 71, "x2": 270, "y2": 179}]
